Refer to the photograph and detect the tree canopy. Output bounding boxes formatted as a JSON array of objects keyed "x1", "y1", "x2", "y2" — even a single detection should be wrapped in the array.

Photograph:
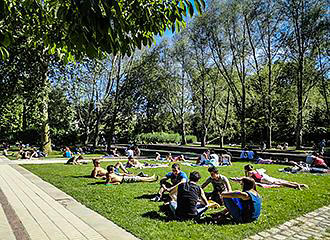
[{"x1": 0, "y1": 0, "x2": 205, "y2": 61}]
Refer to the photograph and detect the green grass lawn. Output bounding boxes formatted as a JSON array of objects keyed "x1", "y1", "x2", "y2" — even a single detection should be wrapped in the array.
[{"x1": 23, "y1": 162, "x2": 330, "y2": 240}]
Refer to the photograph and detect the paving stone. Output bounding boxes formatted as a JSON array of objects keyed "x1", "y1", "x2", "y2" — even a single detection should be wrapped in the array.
[
  {"x1": 272, "y1": 234, "x2": 287, "y2": 240},
  {"x1": 249, "y1": 235, "x2": 264, "y2": 240},
  {"x1": 0, "y1": 204, "x2": 16, "y2": 240},
  {"x1": 294, "y1": 235, "x2": 308, "y2": 240},
  {"x1": 258, "y1": 232, "x2": 271, "y2": 238},
  {"x1": 281, "y1": 230, "x2": 295, "y2": 236},
  {"x1": 268, "y1": 228, "x2": 281, "y2": 234}
]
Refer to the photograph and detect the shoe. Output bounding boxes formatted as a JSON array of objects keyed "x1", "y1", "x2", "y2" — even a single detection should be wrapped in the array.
[
  {"x1": 150, "y1": 196, "x2": 161, "y2": 202},
  {"x1": 137, "y1": 172, "x2": 148, "y2": 177}
]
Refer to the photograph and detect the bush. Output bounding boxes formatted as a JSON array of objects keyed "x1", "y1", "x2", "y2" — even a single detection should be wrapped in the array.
[{"x1": 137, "y1": 132, "x2": 197, "y2": 144}]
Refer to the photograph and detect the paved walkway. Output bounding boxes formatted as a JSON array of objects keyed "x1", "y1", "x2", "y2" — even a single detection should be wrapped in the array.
[
  {"x1": 246, "y1": 208, "x2": 330, "y2": 240},
  {"x1": 0, "y1": 156, "x2": 138, "y2": 240}
]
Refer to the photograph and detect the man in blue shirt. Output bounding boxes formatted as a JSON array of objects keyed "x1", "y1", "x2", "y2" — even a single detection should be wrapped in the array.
[{"x1": 151, "y1": 163, "x2": 188, "y2": 202}]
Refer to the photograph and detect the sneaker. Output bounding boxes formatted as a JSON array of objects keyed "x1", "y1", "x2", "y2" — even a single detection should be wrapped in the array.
[
  {"x1": 137, "y1": 172, "x2": 148, "y2": 177},
  {"x1": 150, "y1": 196, "x2": 161, "y2": 202}
]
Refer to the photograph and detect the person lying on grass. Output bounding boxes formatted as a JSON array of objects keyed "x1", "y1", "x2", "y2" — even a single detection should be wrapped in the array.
[
  {"x1": 151, "y1": 163, "x2": 188, "y2": 202},
  {"x1": 233, "y1": 164, "x2": 308, "y2": 190},
  {"x1": 125, "y1": 156, "x2": 144, "y2": 169},
  {"x1": 201, "y1": 166, "x2": 232, "y2": 206},
  {"x1": 280, "y1": 162, "x2": 330, "y2": 174},
  {"x1": 213, "y1": 177, "x2": 261, "y2": 224},
  {"x1": 105, "y1": 165, "x2": 158, "y2": 185},
  {"x1": 169, "y1": 171, "x2": 209, "y2": 220},
  {"x1": 91, "y1": 159, "x2": 131, "y2": 178}
]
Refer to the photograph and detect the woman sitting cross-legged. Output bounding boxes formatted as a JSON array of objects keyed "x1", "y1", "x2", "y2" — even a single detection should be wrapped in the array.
[{"x1": 214, "y1": 177, "x2": 261, "y2": 223}]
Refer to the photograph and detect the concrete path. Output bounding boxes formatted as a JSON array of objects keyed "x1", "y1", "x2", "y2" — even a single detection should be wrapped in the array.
[{"x1": 0, "y1": 156, "x2": 138, "y2": 240}]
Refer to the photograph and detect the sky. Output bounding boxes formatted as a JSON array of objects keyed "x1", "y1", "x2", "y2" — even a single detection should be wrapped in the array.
[{"x1": 154, "y1": 1, "x2": 203, "y2": 45}]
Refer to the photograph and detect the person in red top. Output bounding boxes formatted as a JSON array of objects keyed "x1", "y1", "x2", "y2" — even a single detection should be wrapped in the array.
[
  {"x1": 312, "y1": 154, "x2": 328, "y2": 169},
  {"x1": 240, "y1": 165, "x2": 308, "y2": 190}
]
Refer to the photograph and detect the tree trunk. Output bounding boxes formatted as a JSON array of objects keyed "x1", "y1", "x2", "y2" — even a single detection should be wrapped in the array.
[
  {"x1": 180, "y1": 120, "x2": 187, "y2": 145},
  {"x1": 40, "y1": 62, "x2": 52, "y2": 154}
]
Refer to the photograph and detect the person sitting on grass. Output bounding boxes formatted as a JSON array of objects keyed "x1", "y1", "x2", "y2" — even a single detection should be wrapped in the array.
[
  {"x1": 166, "y1": 152, "x2": 174, "y2": 161},
  {"x1": 240, "y1": 147, "x2": 249, "y2": 160},
  {"x1": 151, "y1": 163, "x2": 188, "y2": 202},
  {"x1": 63, "y1": 147, "x2": 73, "y2": 158},
  {"x1": 66, "y1": 155, "x2": 84, "y2": 165},
  {"x1": 201, "y1": 166, "x2": 232, "y2": 205},
  {"x1": 105, "y1": 165, "x2": 158, "y2": 185},
  {"x1": 91, "y1": 159, "x2": 131, "y2": 178},
  {"x1": 238, "y1": 164, "x2": 308, "y2": 190},
  {"x1": 213, "y1": 177, "x2": 261, "y2": 223},
  {"x1": 172, "y1": 155, "x2": 186, "y2": 162},
  {"x1": 197, "y1": 149, "x2": 210, "y2": 165},
  {"x1": 110, "y1": 148, "x2": 120, "y2": 157},
  {"x1": 155, "y1": 152, "x2": 165, "y2": 161},
  {"x1": 16, "y1": 147, "x2": 30, "y2": 160},
  {"x1": 310, "y1": 152, "x2": 328, "y2": 169},
  {"x1": 169, "y1": 171, "x2": 209, "y2": 220}
]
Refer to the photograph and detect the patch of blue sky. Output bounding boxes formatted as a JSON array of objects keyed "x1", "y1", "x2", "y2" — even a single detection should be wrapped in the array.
[{"x1": 154, "y1": 0, "x2": 207, "y2": 45}]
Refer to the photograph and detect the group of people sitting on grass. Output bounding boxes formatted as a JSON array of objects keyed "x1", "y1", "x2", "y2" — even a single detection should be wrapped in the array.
[
  {"x1": 195, "y1": 149, "x2": 232, "y2": 167},
  {"x1": 16, "y1": 147, "x2": 47, "y2": 160},
  {"x1": 150, "y1": 163, "x2": 262, "y2": 223}
]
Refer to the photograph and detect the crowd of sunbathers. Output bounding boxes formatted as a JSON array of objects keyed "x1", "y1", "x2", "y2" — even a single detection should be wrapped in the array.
[{"x1": 85, "y1": 144, "x2": 329, "y2": 224}]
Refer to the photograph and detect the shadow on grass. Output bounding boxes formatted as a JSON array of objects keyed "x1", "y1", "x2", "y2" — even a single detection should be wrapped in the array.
[
  {"x1": 88, "y1": 182, "x2": 106, "y2": 185},
  {"x1": 141, "y1": 210, "x2": 235, "y2": 225},
  {"x1": 135, "y1": 193, "x2": 171, "y2": 202},
  {"x1": 141, "y1": 211, "x2": 170, "y2": 222},
  {"x1": 73, "y1": 175, "x2": 94, "y2": 179},
  {"x1": 142, "y1": 205, "x2": 235, "y2": 226}
]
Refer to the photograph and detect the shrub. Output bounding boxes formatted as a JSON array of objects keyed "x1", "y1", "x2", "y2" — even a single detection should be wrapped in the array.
[{"x1": 137, "y1": 132, "x2": 197, "y2": 144}]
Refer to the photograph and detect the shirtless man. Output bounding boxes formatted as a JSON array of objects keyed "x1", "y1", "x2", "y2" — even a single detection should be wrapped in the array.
[
  {"x1": 126, "y1": 156, "x2": 144, "y2": 169},
  {"x1": 105, "y1": 165, "x2": 158, "y2": 185},
  {"x1": 91, "y1": 159, "x2": 131, "y2": 178}
]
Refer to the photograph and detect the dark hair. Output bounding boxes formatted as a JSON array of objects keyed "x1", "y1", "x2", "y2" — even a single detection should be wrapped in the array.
[
  {"x1": 242, "y1": 177, "x2": 257, "y2": 191},
  {"x1": 190, "y1": 171, "x2": 201, "y2": 182},
  {"x1": 208, "y1": 166, "x2": 218, "y2": 174},
  {"x1": 92, "y1": 159, "x2": 100, "y2": 167},
  {"x1": 244, "y1": 164, "x2": 253, "y2": 171},
  {"x1": 210, "y1": 149, "x2": 215, "y2": 154},
  {"x1": 172, "y1": 163, "x2": 180, "y2": 170},
  {"x1": 107, "y1": 165, "x2": 114, "y2": 172}
]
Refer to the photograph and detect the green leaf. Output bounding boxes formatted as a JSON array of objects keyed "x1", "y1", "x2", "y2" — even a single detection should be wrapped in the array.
[{"x1": 3, "y1": 33, "x2": 11, "y2": 48}]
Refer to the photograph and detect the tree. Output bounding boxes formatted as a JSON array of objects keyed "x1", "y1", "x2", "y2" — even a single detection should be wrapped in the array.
[
  {"x1": 1, "y1": 0, "x2": 206, "y2": 60},
  {"x1": 280, "y1": 0, "x2": 329, "y2": 148},
  {"x1": 164, "y1": 31, "x2": 193, "y2": 145}
]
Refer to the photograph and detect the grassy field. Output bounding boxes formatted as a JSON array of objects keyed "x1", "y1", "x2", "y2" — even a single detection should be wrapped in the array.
[{"x1": 22, "y1": 162, "x2": 330, "y2": 240}]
